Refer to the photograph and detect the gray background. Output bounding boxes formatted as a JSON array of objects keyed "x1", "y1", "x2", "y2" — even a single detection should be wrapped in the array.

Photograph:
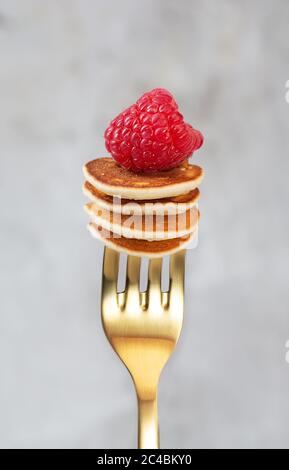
[{"x1": 1, "y1": 0, "x2": 289, "y2": 449}]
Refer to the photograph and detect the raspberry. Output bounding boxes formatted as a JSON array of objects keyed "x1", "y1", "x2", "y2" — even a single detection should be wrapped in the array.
[{"x1": 104, "y1": 88, "x2": 204, "y2": 172}]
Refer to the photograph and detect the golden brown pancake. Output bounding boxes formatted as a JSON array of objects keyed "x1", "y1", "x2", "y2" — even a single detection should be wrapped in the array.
[
  {"x1": 87, "y1": 223, "x2": 195, "y2": 257},
  {"x1": 83, "y1": 157, "x2": 204, "y2": 200},
  {"x1": 83, "y1": 181, "x2": 200, "y2": 215},
  {"x1": 84, "y1": 202, "x2": 199, "y2": 240}
]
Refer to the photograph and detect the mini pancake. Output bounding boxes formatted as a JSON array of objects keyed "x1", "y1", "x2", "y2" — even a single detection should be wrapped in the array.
[
  {"x1": 83, "y1": 157, "x2": 204, "y2": 200},
  {"x1": 87, "y1": 223, "x2": 195, "y2": 258},
  {"x1": 84, "y1": 202, "x2": 199, "y2": 240},
  {"x1": 83, "y1": 181, "x2": 200, "y2": 215}
]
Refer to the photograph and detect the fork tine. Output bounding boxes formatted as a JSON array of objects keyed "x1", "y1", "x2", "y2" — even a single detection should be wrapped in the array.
[
  {"x1": 148, "y1": 258, "x2": 163, "y2": 286},
  {"x1": 125, "y1": 255, "x2": 141, "y2": 308},
  {"x1": 101, "y1": 247, "x2": 120, "y2": 313},
  {"x1": 147, "y1": 258, "x2": 163, "y2": 309},
  {"x1": 169, "y1": 250, "x2": 186, "y2": 310},
  {"x1": 126, "y1": 255, "x2": 141, "y2": 286},
  {"x1": 102, "y1": 247, "x2": 120, "y2": 304}
]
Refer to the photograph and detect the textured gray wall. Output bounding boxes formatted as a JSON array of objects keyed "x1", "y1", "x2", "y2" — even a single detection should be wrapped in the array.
[{"x1": 1, "y1": 0, "x2": 289, "y2": 449}]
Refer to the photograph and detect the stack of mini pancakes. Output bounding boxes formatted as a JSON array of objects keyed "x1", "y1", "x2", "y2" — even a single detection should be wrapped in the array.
[{"x1": 83, "y1": 157, "x2": 204, "y2": 257}]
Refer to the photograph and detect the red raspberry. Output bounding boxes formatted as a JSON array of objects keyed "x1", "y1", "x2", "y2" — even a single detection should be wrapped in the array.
[{"x1": 104, "y1": 88, "x2": 203, "y2": 172}]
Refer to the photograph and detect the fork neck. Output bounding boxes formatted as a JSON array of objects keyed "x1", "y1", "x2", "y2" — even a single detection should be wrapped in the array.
[{"x1": 138, "y1": 398, "x2": 159, "y2": 449}]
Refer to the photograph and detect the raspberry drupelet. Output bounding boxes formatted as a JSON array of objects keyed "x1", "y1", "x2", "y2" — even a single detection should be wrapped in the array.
[{"x1": 104, "y1": 88, "x2": 203, "y2": 173}]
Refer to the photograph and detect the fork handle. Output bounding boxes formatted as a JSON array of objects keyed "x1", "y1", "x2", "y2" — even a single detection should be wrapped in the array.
[{"x1": 138, "y1": 398, "x2": 159, "y2": 449}]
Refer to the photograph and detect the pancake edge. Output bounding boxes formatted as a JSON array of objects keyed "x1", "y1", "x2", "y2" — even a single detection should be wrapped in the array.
[
  {"x1": 87, "y1": 223, "x2": 195, "y2": 257},
  {"x1": 83, "y1": 164, "x2": 204, "y2": 200},
  {"x1": 82, "y1": 182, "x2": 200, "y2": 215},
  {"x1": 84, "y1": 203, "x2": 199, "y2": 240}
]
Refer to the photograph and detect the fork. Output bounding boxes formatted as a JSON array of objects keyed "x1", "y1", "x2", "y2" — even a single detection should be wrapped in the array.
[{"x1": 101, "y1": 247, "x2": 186, "y2": 449}]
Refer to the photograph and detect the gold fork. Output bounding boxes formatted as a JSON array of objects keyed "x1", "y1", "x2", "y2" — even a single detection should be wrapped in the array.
[{"x1": 101, "y1": 247, "x2": 186, "y2": 449}]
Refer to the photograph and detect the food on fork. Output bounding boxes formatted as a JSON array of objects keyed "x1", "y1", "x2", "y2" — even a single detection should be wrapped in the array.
[
  {"x1": 87, "y1": 225, "x2": 194, "y2": 258},
  {"x1": 84, "y1": 203, "x2": 199, "y2": 240},
  {"x1": 104, "y1": 88, "x2": 203, "y2": 172},
  {"x1": 83, "y1": 181, "x2": 200, "y2": 215},
  {"x1": 83, "y1": 88, "x2": 204, "y2": 257},
  {"x1": 83, "y1": 157, "x2": 203, "y2": 200}
]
